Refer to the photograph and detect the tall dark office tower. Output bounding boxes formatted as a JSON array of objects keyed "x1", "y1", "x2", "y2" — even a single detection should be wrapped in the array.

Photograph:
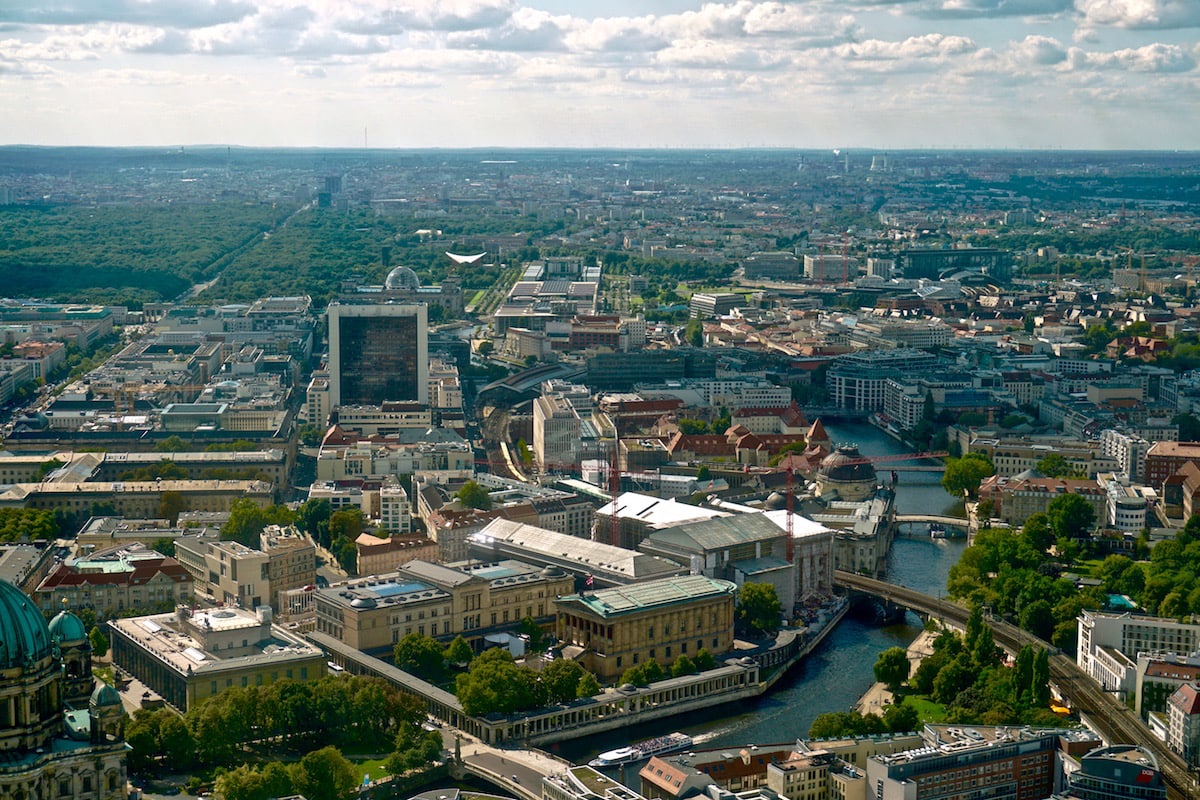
[{"x1": 327, "y1": 303, "x2": 428, "y2": 407}]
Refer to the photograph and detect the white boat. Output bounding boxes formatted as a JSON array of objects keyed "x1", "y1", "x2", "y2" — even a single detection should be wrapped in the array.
[{"x1": 588, "y1": 732, "x2": 693, "y2": 767}]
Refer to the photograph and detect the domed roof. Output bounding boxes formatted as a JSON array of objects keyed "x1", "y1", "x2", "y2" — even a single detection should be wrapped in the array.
[
  {"x1": 49, "y1": 609, "x2": 89, "y2": 643},
  {"x1": 0, "y1": 580, "x2": 54, "y2": 669},
  {"x1": 764, "y1": 491, "x2": 788, "y2": 511},
  {"x1": 818, "y1": 445, "x2": 877, "y2": 484},
  {"x1": 385, "y1": 266, "x2": 421, "y2": 291},
  {"x1": 90, "y1": 683, "x2": 121, "y2": 708}
]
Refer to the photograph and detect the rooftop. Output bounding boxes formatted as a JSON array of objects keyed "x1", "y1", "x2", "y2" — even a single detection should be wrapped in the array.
[{"x1": 560, "y1": 575, "x2": 737, "y2": 619}]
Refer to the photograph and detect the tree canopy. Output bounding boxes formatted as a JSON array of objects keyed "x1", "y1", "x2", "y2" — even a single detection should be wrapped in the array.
[
  {"x1": 736, "y1": 582, "x2": 783, "y2": 637},
  {"x1": 941, "y1": 453, "x2": 995, "y2": 498}
]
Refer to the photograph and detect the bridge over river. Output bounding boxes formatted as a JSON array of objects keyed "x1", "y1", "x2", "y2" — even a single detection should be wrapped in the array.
[{"x1": 834, "y1": 571, "x2": 1197, "y2": 800}]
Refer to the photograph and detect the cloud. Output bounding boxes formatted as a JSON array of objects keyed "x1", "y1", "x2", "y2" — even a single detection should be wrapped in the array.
[
  {"x1": 1075, "y1": 0, "x2": 1200, "y2": 29},
  {"x1": 654, "y1": 39, "x2": 793, "y2": 70},
  {"x1": 834, "y1": 33, "x2": 977, "y2": 60},
  {"x1": 0, "y1": 0, "x2": 255, "y2": 29},
  {"x1": 1009, "y1": 34, "x2": 1068, "y2": 64},
  {"x1": 449, "y1": 7, "x2": 568, "y2": 51},
  {"x1": 1068, "y1": 41, "x2": 1196, "y2": 71},
  {"x1": 563, "y1": 16, "x2": 669, "y2": 54},
  {"x1": 337, "y1": 0, "x2": 516, "y2": 34}
]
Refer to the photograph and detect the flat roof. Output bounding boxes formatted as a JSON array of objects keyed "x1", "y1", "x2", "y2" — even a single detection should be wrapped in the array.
[
  {"x1": 560, "y1": 575, "x2": 736, "y2": 619},
  {"x1": 110, "y1": 609, "x2": 322, "y2": 676}
]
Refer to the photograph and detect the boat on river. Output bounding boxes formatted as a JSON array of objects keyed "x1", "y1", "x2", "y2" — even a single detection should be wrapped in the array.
[{"x1": 589, "y1": 732, "x2": 693, "y2": 767}]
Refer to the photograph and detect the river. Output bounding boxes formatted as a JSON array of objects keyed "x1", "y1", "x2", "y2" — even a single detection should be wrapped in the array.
[{"x1": 555, "y1": 420, "x2": 967, "y2": 765}]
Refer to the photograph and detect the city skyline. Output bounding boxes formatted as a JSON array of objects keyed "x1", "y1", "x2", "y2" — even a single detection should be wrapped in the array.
[{"x1": 1, "y1": 0, "x2": 1198, "y2": 150}]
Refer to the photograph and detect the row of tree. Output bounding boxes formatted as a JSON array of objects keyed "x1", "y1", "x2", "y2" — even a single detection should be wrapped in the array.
[{"x1": 125, "y1": 675, "x2": 431, "y2": 772}]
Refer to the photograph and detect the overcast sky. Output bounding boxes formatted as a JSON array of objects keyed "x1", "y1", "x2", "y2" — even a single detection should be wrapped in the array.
[{"x1": 1, "y1": 0, "x2": 1198, "y2": 149}]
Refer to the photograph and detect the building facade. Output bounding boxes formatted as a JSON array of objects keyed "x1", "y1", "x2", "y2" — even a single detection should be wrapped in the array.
[
  {"x1": 313, "y1": 559, "x2": 575, "y2": 654},
  {"x1": 109, "y1": 605, "x2": 326, "y2": 712},
  {"x1": 555, "y1": 575, "x2": 737, "y2": 682},
  {"x1": 326, "y1": 302, "x2": 428, "y2": 407}
]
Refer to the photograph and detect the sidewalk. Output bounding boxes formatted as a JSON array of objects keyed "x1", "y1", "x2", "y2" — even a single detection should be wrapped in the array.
[{"x1": 855, "y1": 628, "x2": 940, "y2": 717}]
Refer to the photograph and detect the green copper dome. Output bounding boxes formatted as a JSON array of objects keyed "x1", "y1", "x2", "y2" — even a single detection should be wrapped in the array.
[
  {"x1": 0, "y1": 580, "x2": 53, "y2": 669},
  {"x1": 48, "y1": 609, "x2": 88, "y2": 643},
  {"x1": 90, "y1": 683, "x2": 121, "y2": 708}
]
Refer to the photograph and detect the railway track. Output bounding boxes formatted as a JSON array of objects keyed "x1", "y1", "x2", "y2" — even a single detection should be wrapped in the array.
[{"x1": 834, "y1": 572, "x2": 1200, "y2": 799}]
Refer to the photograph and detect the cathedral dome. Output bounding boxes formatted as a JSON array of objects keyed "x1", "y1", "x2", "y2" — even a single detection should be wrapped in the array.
[
  {"x1": 90, "y1": 683, "x2": 122, "y2": 708},
  {"x1": 818, "y1": 445, "x2": 876, "y2": 484},
  {"x1": 0, "y1": 580, "x2": 53, "y2": 670},
  {"x1": 49, "y1": 609, "x2": 89, "y2": 644},
  {"x1": 384, "y1": 266, "x2": 421, "y2": 291}
]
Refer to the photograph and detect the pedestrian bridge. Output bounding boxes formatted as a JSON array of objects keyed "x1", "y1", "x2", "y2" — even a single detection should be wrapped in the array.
[{"x1": 894, "y1": 514, "x2": 970, "y2": 529}]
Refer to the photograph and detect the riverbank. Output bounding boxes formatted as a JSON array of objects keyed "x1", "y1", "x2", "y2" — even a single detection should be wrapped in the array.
[{"x1": 854, "y1": 628, "x2": 939, "y2": 717}]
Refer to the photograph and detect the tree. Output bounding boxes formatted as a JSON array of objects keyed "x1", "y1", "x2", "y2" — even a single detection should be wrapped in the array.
[
  {"x1": 296, "y1": 498, "x2": 333, "y2": 547},
  {"x1": 576, "y1": 672, "x2": 601, "y2": 698},
  {"x1": 694, "y1": 648, "x2": 716, "y2": 670},
  {"x1": 89, "y1": 625, "x2": 109, "y2": 658},
  {"x1": 289, "y1": 746, "x2": 356, "y2": 800},
  {"x1": 1019, "y1": 599, "x2": 1056, "y2": 641},
  {"x1": 297, "y1": 423, "x2": 324, "y2": 447},
  {"x1": 477, "y1": 340, "x2": 494, "y2": 357},
  {"x1": 882, "y1": 699, "x2": 919, "y2": 733},
  {"x1": 455, "y1": 649, "x2": 543, "y2": 716},
  {"x1": 1036, "y1": 453, "x2": 1084, "y2": 479},
  {"x1": 443, "y1": 636, "x2": 474, "y2": 668},
  {"x1": 808, "y1": 710, "x2": 885, "y2": 739},
  {"x1": 873, "y1": 647, "x2": 910, "y2": 693},
  {"x1": 328, "y1": 508, "x2": 364, "y2": 542},
  {"x1": 394, "y1": 633, "x2": 445, "y2": 680},
  {"x1": 671, "y1": 654, "x2": 698, "y2": 677},
  {"x1": 222, "y1": 499, "x2": 294, "y2": 548},
  {"x1": 1021, "y1": 513, "x2": 1054, "y2": 553},
  {"x1": 455, "y1": 480, "x2": 492, "y2": 510},
  {"x1": 1047, "y1": 493, "x2": 1096, "y2": 540},
  {"x1": 158, "y1": 491, "x2": 186, "y2": 525},
  {"x1": 1172, "y1": 412, "x2": 1200, "y2": 442},
  {"x1": 941, "y1": 453, "x2": 995, "y2": 498},
  {"x1": 155, "y1": 434, "x2": 189, "y2": 452},
  {"x1": 1031, "y1": 649, "x2": 1051, "y2": 708},
  {"x1": 736, "y1": 582, "x2": 782, "y2": 637},
  {"x1": 541, "y1": 659, "x2": 587, "y2": 704}
]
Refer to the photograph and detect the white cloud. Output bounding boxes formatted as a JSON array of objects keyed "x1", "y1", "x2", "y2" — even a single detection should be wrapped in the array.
[
  {"x1": 1076, "y1": 0, "x2": 1200, "y2": 29},
  {"x1": 1068, "y1": 41, "x2": 1196, "y2": 71},
  {"x1": 336, "y1": 0, "x2": 516, "y2": 34},
  {"x1": 834, "y1": 33, "x2": 977, "y2": 60},
  {"x1": 1008, "y1": 33, "x2": 1068, "y2": 64}
]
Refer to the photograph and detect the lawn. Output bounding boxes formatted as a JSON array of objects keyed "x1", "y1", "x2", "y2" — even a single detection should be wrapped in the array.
[
  {"x1": 899, "y1": 693, "x2": 948, "y2": 723},
  {"x1": 349, "y1": 755, "x2": 391, "y2": 784}
]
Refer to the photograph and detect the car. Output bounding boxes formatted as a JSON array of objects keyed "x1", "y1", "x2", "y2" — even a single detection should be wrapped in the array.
[{"x1": 511, "y1": 775, "x2": 520, "y2": 783}]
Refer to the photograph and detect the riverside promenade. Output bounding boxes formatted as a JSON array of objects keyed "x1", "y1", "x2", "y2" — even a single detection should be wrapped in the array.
[{"x1": 855, "y1": 628, "x2": 938, "y2": 716}]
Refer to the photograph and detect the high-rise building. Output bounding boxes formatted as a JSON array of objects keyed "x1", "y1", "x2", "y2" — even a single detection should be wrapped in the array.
[{"x1": 327, "y1": 302, "x2": 428, "y2": 407}]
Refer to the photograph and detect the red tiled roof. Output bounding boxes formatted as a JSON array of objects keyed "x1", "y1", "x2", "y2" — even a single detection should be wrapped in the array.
[{"x1": 39, "y1": 558, "x2": 191, "y2": 589}]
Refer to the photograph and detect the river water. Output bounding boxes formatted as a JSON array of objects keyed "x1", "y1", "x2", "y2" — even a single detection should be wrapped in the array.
[{"x1": 555, "y1": 421, "x2": 967, "y2": 765}]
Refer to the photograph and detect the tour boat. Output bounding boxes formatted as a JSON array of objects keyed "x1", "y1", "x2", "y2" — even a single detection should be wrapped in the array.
[{"x1": 589, "y1": 732, "x2": 694, "y2": 767}]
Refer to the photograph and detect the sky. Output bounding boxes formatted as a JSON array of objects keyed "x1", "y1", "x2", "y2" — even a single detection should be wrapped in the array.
[{"x1": 1, "y1": 0, "x2": 1198, "y2": 150}]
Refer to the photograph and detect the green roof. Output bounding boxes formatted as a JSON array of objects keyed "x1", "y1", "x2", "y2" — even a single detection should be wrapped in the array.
[
  {"x1": 0, "y1": 580, "x2": 53, "y2": 669},
  {"x1": 560, "y1": 575, "x2": 736, "y2": 619}
]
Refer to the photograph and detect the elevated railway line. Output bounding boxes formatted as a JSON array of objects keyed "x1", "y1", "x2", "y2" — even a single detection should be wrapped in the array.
[{"x1": 834, "y1": 571, "x2": 1198, "y2": 800}]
